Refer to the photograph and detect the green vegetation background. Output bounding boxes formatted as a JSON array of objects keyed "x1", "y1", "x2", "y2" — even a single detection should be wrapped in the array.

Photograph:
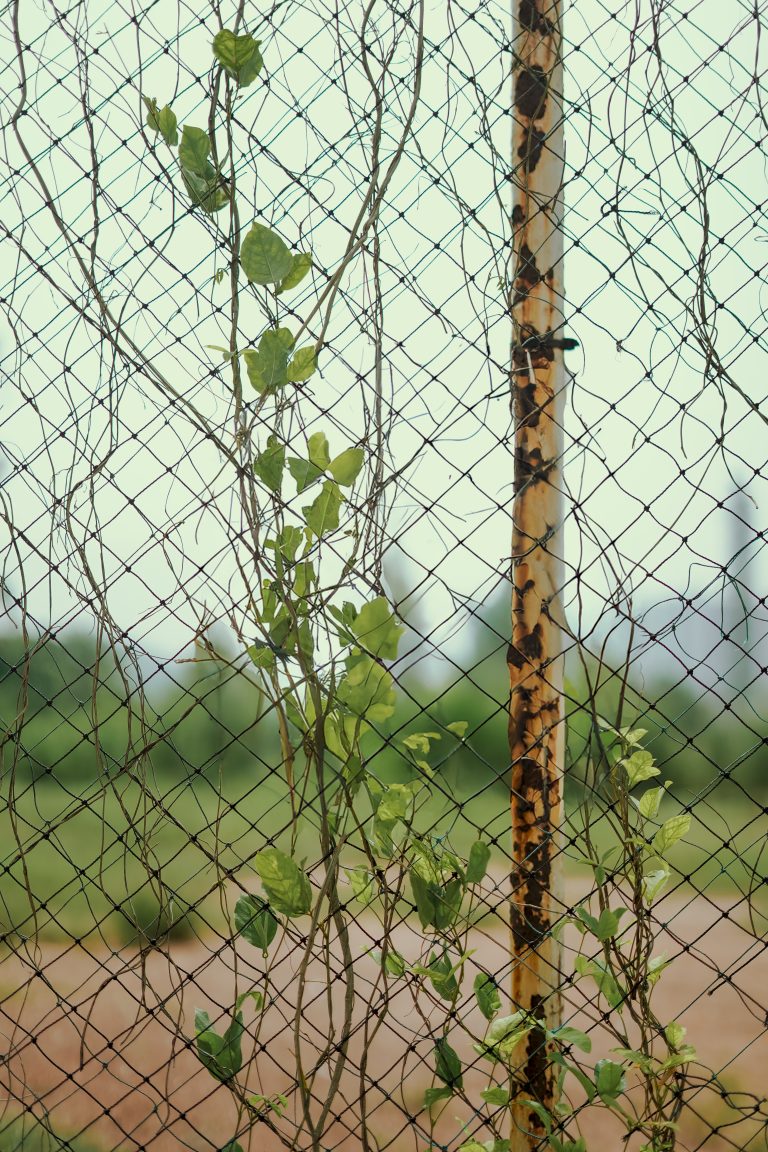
[{"x1": 1, "y1": 594, "x2": 764, "y2": 943}]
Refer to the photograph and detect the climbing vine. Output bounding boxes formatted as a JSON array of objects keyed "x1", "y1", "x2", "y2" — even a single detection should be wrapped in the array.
[{"x1": 140, "y1": 23, "x2": 696, "y2": 1152}]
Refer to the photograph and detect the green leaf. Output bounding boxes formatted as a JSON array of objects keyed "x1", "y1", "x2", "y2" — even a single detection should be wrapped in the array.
[
  {"x1": 664, "y1": 1021, "x2": 686, "y2": 1050},
  {"x1": 236, "y1": 989, "x2": 264, "y2": 1013},
  {"x1": 244, "y1": 328, "x2": 294, "y2": 394},
  {"x1": 276, "y1": 524, "x2": 304, "y2": 563},
  {"x1": 254, "y1": 848, "x2": 312, "y2": 916},
  {"x1": 612, "y1": 1046, "x2": 654, "y2": 1073},
  {"x1": 158, "y1": 106, "x2": 178, "y2": 146},
  {"x1": 297, "y1": 619, "x2": 314, "y2": 663},
  {"x1": 253, "y1": 435, "x2": 285, "y2": 492},
  {"x1": 258, "y1": 582, "x2": 275, "y2": 622},
  {"x1": 143, "y1": 97, "x2": 178, "y2": 146},
  {"x1": 347, "y1": 868, "x2": 375, "y2": 906},
  {"x1": 551, "y1": 1051, "x2": 596, "y2": 1101},
  {"x1": 653, "y1": 813, "x2": 690, "y2": 855},
  {"x1": 594, "y1": 1058, "x2": 626, "y2": 1103},
  {"x1": 194, "y1": 1007, "x2": 243, "y2": 1082},
  {"x1": 180, "y1": 164, "x2": 229, "y2": 214},
  {"x1": 638, "y1": 784, "x2": 667, "y2": 819},
  {"x1": 303, "y1": 480, "x2": 343, "y2": 538},
  {"x1": 288, "y1": 457, "x2": 324, "y2": 493},
  {"x1": 337, "y1": 652, "x2": 396, "y2": 722},
  {"x1": 377, "y1": 783, "x2": 412, "y2": 824},
  {"x1": 287, "y1": 345, "x2": 318, "y2": 383},
  {"x1": 658, "y1": 1044, "x2": 696, "y2": 1069},
  {"x1": 351, "y1": 596, "x2": 404, "y2": 659},
  {"x1": 385, "y1": 949, "x2": 405, "y2": 976},
  {"x1": 207, "y1": 343, "x2": 233, "y2": 360},
  {"x1": 328, "y1": 447, "x2": 364, "y2": 486},
  {"x1": 220, "y1": 1143, "x2": 244, "y2": 1152},
  {"x1": 409, "y1": 854, "x2": 464, "y2": 931},
  {"x1": 481, "y1": 1086, "x2": 510, "y2": 1106},
  {"x1": 247, "y1": 641, "x2": 276, "y2": 669},
  {"x1": 241, "y1": 223, "x2": 294, "y2": 284},
  {"x1": 573, "y1": 956, "x2": 624, "y2": 1009},
  {"x1": 434, "y1": 1037, "x2": 463, "y2": 1088},
  {"x1": 574, "y1": 905, "x2": 599, "y2": 936},
  {"x1": 427, "y1": 950, "x2": 460, "y2": 1002},
  {"x1": 179, "y1": 124, "x2": 211, "y2": 174},
  {"x1": 293, "y1": 559, "x2": 315, "y2": 598},
  {"x1": 307, "y1": 432, "x2": 331, "y2": 469},
  {"x1": 371, "y1": 948, "x2": 405, "y2": 977},
  {"x1": 278, "y1": 252, "x2": 312, "y2": 293},
  {"x1": 477, "y1": 1012, "x2": 533, "y2": 1065},
  {"x1": 466, "y1": 841, "x2": 491, "y2": 884},
  {"x1": 446, "y1": 720, "x2": 468, "y2": 738},
  {"x1": 474, "y1": 973, "x2": 501, "y2": 1021},
  {"x1": 212, "y1": 29, "x2": 263, "y2": 86},
  {"x1": 235, "y1": 893, "x2": 279, "y2": 952},
  {"x1": 423, "y1": 1085, "x2": 453, "y2": 1109},
  {"x1": 247, "y1": 1092, "x2": 287, "y2": 1116},
  {"x1": 647, "y1": 953, "x2": 669, "y2": 985},
  {"x1": 548, "y1": 1025, "x2": 592, "y2": 1053},
  {"x1": 593, "y1": 907, "x2": 626, "y2": 942},
  {"x1": 622, "y1": 749, "x2": 660, "y2": 787},
  {"x1": 642, "y1": 867, "x2": 670, "y2": 903},
  {"x1": 409, "y1": 870, "x2": 436, "y2": 930},
  {"x1": 402, "y1": 732, "x2": 441, "y2": 755},
  {"x1": 520, "y1": 1100, "x2": 552, "y2": 1134},
  {"x1": 143, "y1": 95, "x2": 160, "y2": 130}
]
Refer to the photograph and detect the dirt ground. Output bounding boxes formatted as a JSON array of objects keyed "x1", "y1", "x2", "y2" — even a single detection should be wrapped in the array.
[{"x1": 1, "y1": 885, "x2": 766, "y2": 1152}]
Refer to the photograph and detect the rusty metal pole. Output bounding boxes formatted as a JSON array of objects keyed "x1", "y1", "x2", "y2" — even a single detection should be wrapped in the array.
[{"x1": 507, "y1": 1, "x2": 566, "y2": 1148}]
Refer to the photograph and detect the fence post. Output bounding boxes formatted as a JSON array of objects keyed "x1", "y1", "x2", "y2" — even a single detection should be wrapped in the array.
[{"x1": 507, "y1": 1, "x2": 565, "y2": 1147}]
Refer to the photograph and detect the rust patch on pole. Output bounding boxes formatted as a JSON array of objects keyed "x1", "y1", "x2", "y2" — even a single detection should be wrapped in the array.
[{"x1": 507, "y1": 1, "x2": 566, "y2": 1148}]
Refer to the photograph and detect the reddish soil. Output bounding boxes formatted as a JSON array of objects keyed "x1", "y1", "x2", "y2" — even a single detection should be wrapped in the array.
[{"x1": 0, "y1": 886, "x2": 765, "y2": 1152}]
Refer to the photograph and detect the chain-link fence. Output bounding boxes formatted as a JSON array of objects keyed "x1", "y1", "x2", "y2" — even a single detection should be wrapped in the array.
[{"x1": 1, "y1": 1, "x2": 766, "y2": 1151}]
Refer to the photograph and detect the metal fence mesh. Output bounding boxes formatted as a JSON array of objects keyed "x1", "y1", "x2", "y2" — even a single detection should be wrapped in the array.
[{"x1": 1, "y1": 1, "x2": 766, "y2": 1151}]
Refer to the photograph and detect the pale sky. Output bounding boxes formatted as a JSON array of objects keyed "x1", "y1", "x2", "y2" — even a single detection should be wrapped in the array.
[{"x1": 1, "y1": 0, "x2": 765, "y2": 703}]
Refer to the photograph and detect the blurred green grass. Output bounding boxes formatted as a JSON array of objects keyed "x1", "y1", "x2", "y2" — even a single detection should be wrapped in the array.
[
  {"x1": 2, "y1": 624, "x2": 766, "y2": 942},
  {"x1": 0, "y1": 1115, "x2": 119, "y2": 1152},
  {"x1": 1, "y1": 764, "x2": 763, "y2": 943}
]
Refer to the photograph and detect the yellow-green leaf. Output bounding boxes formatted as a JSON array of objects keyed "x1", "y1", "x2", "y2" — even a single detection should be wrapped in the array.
[
  {"x1": 642, "y1": 867, "x2": 670, "y2": 903},
  {"x1": 466, "y1": 841, "x2": 491, "y2": 884},
  {"x1": 446, "y1": 720, "x2": 468, "y2": 738},
  {"x1": 254, "y1": 848, "x2": 311, "y2": 916},
  {"x1": 653, "y1": 813, "x2": 690, "y2": 855},
  {"x1": 143, "y1": 97, "x2": 178, "y2": 145},
  {"x1": 351, "y1": 596, "x2": 404, "y2": 659},
  {"x1": 328, "y1": 447, "x2": 364, "y2": 486},
  {"x1": 302, "y1": 479, "x2": 343, "y2": 538},
  {"x1": 278, "y1": 252, "x2": 312, "y2": 293},
  {"x1": 288, "y1": 456, "x2": 324, "y2": 493},
  {"x1": 622, "y1": 749, "x2": 659, "y2": 787},
  {"x1": 308, "y1": 432, "x2": 330, "y2": 469},
  {"x1": 287, "y1": 345, "x2": 317, "y2": 383},
  {"x1": 253, "y1": 435, "x2": 285, "y2": 492},
  {"x1": 638, "y1": 784, "x2": 666, "y2": 819}
]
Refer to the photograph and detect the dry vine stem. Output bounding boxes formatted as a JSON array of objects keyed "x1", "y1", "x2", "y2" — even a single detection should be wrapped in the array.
[{"x1": 507, "y1": 1, "x2": 566, "y2": 1146}]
